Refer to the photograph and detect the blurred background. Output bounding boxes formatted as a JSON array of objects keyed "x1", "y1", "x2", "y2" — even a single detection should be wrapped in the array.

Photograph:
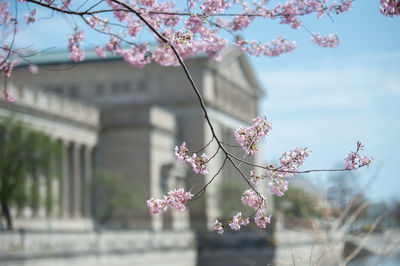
[{"x1": 1, "y1": 1, "x2": 399, "y2": 265}]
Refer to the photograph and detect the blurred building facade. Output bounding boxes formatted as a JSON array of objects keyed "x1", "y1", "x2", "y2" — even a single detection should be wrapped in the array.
[
  {"x1": 0, "y1": 48, "x2": 375, "y2": 266},
  {"x1": 4, "y1": 47, "x2": 263, "y2": 232},
  {"x1": 0, "y1": 48, "x2": 266, "y2": 265}
]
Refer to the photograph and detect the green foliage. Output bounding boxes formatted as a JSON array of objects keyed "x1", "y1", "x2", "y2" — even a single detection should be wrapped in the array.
[
  {"x1": 93, "y1": 170, "x2": 144, "y2": 227},
  {"x1": 0, "y1": 116, "x2": 60, "y2": 228}
]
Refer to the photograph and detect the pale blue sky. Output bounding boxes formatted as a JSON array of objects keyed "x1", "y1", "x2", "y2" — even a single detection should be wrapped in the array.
[
  {"x1": 10, "y1": 1, "x2": 400, "y2": 203},
  {"x1": 246, "y1": 1, "x2": 400, "y2": 203}
]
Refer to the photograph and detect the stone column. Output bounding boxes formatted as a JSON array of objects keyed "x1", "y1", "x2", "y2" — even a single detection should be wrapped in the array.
[
  {"x1": 38, "y1": 173, "x2": 46, "y2": 218},
  {"x1": 82, "y1": 146, "x2": 93, "y2": 218},
  {"x1": 51, "y1": 175, "x2": 60, "y2": 217},
  {"x1": 22, "y1": 177, "x2": 33, "y2": 218},
  {"x1": 60, "y1": 141, "x2": 69, "y2": 218},
  {"x1": 71, "y1": 143, "x2": 82, "y2": 218}
]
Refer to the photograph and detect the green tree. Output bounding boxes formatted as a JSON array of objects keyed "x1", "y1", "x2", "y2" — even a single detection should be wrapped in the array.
[{"x1": 0, "y1": 116, "x2": 60, "y2": 230}]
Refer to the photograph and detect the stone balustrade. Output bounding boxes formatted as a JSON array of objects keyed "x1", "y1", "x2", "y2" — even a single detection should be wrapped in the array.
[
  {"x1": 0, "y1": 230, "x2": 196, "y2": 266},
  {"x1": 1, "y1": 83, "x2": 99, "y2": 127}
]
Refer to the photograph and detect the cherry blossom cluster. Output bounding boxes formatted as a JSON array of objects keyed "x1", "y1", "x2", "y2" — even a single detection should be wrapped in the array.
[
  {"x1": 0, "y1": 51, "x2": 13, "y2": 79},
  {"x1": 147, "y1": 188, "x2": 193, "y2": 214},
  {"x1": 279, "y1": 147, "x2": 311, "y2": 177},
  {"x1": 254, "y1": 209, "x2": 271, "y2": 229},
  {"x1": 268, "y1": 172, "x2": 289, "y2": 196},
  {"x1": 123, "y1": 43, "x2": 151, "y2": 68},
  {"x1": 1, "y1": 0, "x2": 392, "y2": 92},
  {"x1": 3, "y1": 88, "x2": 14, "y2": 103},
  {"x1": 329, "y1": 0, "x2": 353, "y2": 14},
  {"x1": 68, "y1": 28, "x2": 85, "y2": 62},
  {"x1": 380, "y1": 0, "x2": 400, "y2": 17},
  {"x1": 24, "y1": 8, "x2": 37, "y2": 24},
  {"x1": 263, "y1": 147, "x2": 311, "y2": 196},
  {"x1": 174, "y1": 142, "x2": 210, "y2": 175},
  {"x1": 235, "y1": 37, "x2": 297, "y2": 57},
  {"x1": 234, "y1": 116, "x2": 272, "y2": 155},
  {"x1": 229, "y1": 212, "x2": 250, "y2": 231},
  {"x1": 200, "y1": 0, "x2": 231, "y2": 15},
  {"x1": 214, "y1": 219, "x2": 224, "y2": 234},
  {"x1": 311, "y1": 33, "x2": 340, "y2": 48},
  {"x1": 212, "y1": 189, "x2": 271, "y2": 234},
  {"x1": 345, "y1": 141, "x2": 373, "y2": 170},
  {"x1": 241, "y1": 189, "x2": 266, "y2": 210}
]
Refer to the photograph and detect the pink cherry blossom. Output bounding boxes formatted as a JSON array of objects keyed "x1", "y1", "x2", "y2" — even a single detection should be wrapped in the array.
[
  {"x1": 380, "y1": 0, "x2": 400, "y2": 17},
  {"x1": 174, "y1": 142, "x2": 209, "y2": 175},
  {"x1": 122, "y1": 43, "x2": 151, "y2": 68},
  {"x1": 190, "y1": 153, "x2": 209, "y2": 175},
  {"x1": 1, "y1": 60, "x2": 13, "y2": 78},
  {"x1": 68, "y1": 29, "x2": 85, "y2": 62},
  {"x1": 254, "y1": 209, "x2": 271, "y2": 229},
  {"x1": 200, "y1": 0, "x2": 231, "y2": 15},
  {"x1": 24, "y1": 8, "x2": 37, "y2": 25},
  {"x1": 165, "y1": 188, "x2": 194, "y2": 211},
  {"x1": 311, "y1": 33, "x2": 340, "y2": 48},
  {"x1": 268, "y1": 176, "x2": 288, "y2": 197},
  {"x1": 229, "y1": 212, "x2": 249, "y2": 231},
  {"x1": 235, "y1": 37, "x2": 297, "y2": 57},
  {"x1": 234, "y1": 115, "x2": 272, "y2": 155},
  {"x1": 146, "y1": 198, "x2": 167, "y2": 214},
  {"x1": 147, "y1": 188, "x2": 193, "y2": 214},
  {"x1": 279, "y1": 147, "x2": 311, "y2": 178},
  {"x1": 345, "y1": 141, "x2": 373, "y2": 170},
  {"x1": 241, "y1": 189, "x2": 266, "y2": 210},
  {"x1": 174, "y1": 142, "x2": 190, "y2": 162},
  {"x1": 3, "y1": 88, "x2": 14, "y2": 103},
  {"x1": 214, "y1": 220, "x2": 224, "y2": 234},
  {"x1": 28, "y1": 64, "x2": 39, "y2": 74},
  {"x1": 94, "y1": 46, "x2": 106, "y2": 58}
]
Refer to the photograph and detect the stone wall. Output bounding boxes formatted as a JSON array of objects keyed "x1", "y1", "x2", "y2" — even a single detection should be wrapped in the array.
[{"x1": 0, "y1": 230, "x2": 196, "y2": 266}]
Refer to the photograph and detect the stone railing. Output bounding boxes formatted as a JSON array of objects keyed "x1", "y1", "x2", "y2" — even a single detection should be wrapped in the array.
[
  {"x1": 0, "y1": 230, "x2": 196, "y2": 266},
  {"x1": 1, "y1": 84, "x2": 99, "y2": 127}
]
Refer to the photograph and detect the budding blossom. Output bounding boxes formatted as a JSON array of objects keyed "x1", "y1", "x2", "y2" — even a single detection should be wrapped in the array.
[
  {"x1": 250, "y1": 170, "x2": 265, "y2": 185},
  {"x1": 146, "y1": 188, "x2": 193, "y2": 214},
  {"x1": 174, "y1": 142, "x2": 210, "y2": 175},
  {"x1": 234, "y1": 116, "x2": 272, "y2": 155},
  {"x1": 229, "y1": 212, "x2": 250, "y2": 231},
  {"x1": 345, "y1": 141, "x2": 373, "y2": 170}
]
